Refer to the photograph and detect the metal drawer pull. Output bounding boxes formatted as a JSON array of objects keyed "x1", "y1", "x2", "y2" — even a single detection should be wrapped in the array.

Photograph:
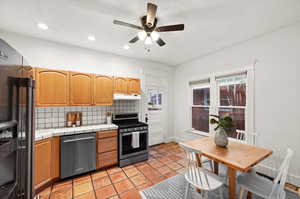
[{"x1": 63, "y1": 136, "x2": 94, "y2": 143}]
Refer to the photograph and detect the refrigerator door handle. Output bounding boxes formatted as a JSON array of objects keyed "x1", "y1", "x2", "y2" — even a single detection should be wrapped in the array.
[{"x1": 25, "y1": 78, "x2": 35, "y2": 199}]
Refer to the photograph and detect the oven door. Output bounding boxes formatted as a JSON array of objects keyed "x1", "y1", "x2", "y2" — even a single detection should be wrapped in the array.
[{"x1": 120, "y1": 130, "x2": 148, "y2": 159}]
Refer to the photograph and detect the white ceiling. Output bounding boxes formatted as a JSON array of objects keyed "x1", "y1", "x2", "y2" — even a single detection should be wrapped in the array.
[{"x1": 0, "y1": 0, "x2": 300, "y2": 66}]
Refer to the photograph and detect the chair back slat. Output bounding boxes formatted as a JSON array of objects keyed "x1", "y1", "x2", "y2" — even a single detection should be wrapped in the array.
[
  {"x1": 269, "y1": 148, "x2": 293, "y2": 199},
  {"x1": 235, "y1": 130, "x2": 258, "y2": 146}
]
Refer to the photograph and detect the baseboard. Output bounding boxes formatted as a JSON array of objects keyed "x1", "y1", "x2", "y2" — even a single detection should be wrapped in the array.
[
  {"x1": 164, "y1": 137, "x2": 175, "y2": 143},
  {"x1": 256, "y1": 164, "x2": 300, "y2": 187}
]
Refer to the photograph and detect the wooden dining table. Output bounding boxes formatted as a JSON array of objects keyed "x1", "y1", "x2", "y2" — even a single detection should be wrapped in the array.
[{"x1": 182, "y1": 137, "x2": 273, "y2": 199}]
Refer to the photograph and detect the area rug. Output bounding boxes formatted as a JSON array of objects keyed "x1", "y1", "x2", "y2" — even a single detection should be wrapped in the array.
[{"x1": 140, "y1": 173, "x2": 300, "y2": 199}]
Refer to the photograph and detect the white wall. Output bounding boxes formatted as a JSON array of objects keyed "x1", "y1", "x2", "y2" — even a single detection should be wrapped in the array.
[
  {"x1": 0, "y1": 29, "x2": 175, "y2": 142},
  {"x1": 173, "y1": 22, "x2": 300, "y2": 186}
]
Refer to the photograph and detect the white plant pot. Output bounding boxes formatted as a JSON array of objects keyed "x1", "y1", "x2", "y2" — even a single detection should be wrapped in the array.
[{"x1": 214, "y1": 128, "x2": 229, "y2": 147}]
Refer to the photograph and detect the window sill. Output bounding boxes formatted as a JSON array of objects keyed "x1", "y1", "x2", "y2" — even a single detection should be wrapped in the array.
[{"x1": 189, "y1": 129, "x2": 210, "y2": 137}]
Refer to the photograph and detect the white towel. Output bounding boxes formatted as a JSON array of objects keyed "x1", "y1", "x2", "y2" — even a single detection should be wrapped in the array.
[{"x1": 131, "y1": 131, "x2": 140, "y2": 148}]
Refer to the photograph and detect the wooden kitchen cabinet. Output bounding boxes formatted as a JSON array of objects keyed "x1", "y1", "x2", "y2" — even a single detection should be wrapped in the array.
[
  {"x1": 96, "y1": 130, "x2": 118, "y2": 169},
  {"x1": 51, "y1": 137, "x2": 60, "y2": 179},
  {"x1": 70, "y1": 72, "x2": 93, "y2": 105},
  {"x1": 34, "y1": 138, "x2": 52, "y2": 190},
  {"x1": 127, "y1": 78, "x2": 141, "y2": 94},
  {"x1": 34, "y1": 137, "x2": 60, "y2": 190},
  {"x1": 23, "y1": 66, "x2": 35, "y2": 80},
  {"x1": 97, "y1": 151, "x2": 118, "y2": 169},
  {"x1": 113, "y1": 76, "x2": 128, "y2": 94},
  {"x1": 97, "y1": 137, "x2": 117, "y2": 153},
  {"x1": 35, "y1": 68, "x2": 69, "y2": 107},
  {"x1": 94, "y1": 75, "x2": 113, "y2": 106}
]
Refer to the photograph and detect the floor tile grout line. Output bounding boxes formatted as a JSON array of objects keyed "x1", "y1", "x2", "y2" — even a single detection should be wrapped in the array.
[
  {"x1": 47, "y1": 143, "x2": 183, "y2": 199},
  {"x1": 89, "y1": 173, "x2": 97, "y2": 199},
  {"x1": 106, "y1": 170, "x2": 119, "y2": 198}
]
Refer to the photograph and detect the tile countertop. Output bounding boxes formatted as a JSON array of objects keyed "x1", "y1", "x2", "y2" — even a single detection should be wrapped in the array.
[{"x1": 35, "y1": 124, "x2": 118, "y2": 141}]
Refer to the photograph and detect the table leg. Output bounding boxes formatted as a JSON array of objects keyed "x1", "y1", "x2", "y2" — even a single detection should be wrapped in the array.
[
  {"x1": 196, "y1": 154, "x2": 202, "y2": 193},
  {"x1": 228, "y1": 167, "x2": 237, "y2": 199},
  {"x1": 196, "y1": 154, "x2": 202, "y2": 167},
  {"x1": 247, "y1": 192, "x2": 252, "y2": 199},
  {"x1": 213, "y1": 161, "x2": 219, "y2": 175}
]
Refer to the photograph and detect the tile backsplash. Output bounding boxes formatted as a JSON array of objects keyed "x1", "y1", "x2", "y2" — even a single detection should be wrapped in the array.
[{"x1": 35, "y1": 100, "x2": 139, "y2": 129}]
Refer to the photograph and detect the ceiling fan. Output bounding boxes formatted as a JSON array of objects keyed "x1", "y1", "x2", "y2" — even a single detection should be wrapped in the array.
[{"x1": 113, "y1": 3, "x2": 184, "y2": 47}]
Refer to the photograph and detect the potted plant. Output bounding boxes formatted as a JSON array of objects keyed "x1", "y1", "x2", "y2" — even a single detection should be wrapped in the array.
[{"x1": 210, "y1": 114, "x2": 234, "y2": 147}]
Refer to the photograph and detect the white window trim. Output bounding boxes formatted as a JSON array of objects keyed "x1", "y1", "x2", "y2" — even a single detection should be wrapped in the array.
[
  {"x1": 190, "y1": 82, "x2": 211, "y2": 136},
  {"x1": 188, "y1": 66, "x2": 255, "y2": 144}
]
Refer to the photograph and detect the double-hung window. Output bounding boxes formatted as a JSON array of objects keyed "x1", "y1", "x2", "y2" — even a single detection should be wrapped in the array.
[
  {"x1": 217, "y1": 74, "x2": 247, "y2": 138},
  {"x1": 190, "y1": 68, "x2": 253, "y2": 141},
  {"x1": 190, "y1": 80, "x2": 210, "y2": 134}
]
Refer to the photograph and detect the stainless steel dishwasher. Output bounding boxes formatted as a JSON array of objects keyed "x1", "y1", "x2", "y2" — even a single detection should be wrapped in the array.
[{"x1": 60, "y1": 133, "x2": 96, "y2": 179}]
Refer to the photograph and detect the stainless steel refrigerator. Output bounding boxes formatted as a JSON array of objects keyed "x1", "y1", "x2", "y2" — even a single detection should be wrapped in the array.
[{"x1": 0, "y1": 39, "x2": 34, "y2": 199}]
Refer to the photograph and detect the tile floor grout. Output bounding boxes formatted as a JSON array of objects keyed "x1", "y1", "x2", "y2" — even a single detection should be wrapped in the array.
[{"x1": 38, "y1": 142, "x2": 185, "y2": 199}]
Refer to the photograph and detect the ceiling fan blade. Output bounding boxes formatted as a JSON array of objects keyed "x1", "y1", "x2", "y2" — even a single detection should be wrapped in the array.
[
  {"x1": 146, "y1": 3, "x2": 157, "y2": 27},
  {"x1": 129, "y1": 36, "x2": 139, "y2": 43},
  {"x1": 156, "y1": 38, "x2": 166, "y2": 47},
  {"x1": 156, "y1": 24, "x2": 185, "y2": 32},
  {"x1": 113, "y1": 20, "x2": 143, "y2": 30}
]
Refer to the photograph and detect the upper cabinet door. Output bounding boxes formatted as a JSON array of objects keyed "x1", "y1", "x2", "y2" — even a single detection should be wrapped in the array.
[
  {"x1": 94, "y1": 75, "x2": 113, "y2": 106},
  {"x1": 35, "y1": 68, "x2": 69, "y2": 107},
  {"x1": 113, "y1": 77, "x2": 128, "y2": 94},
  {"x1": 127, "y1": 78, "x2": 141, "y2": 94},
  {"x1": 70, "y1": 72, "x2": 93, "y2": 105}
]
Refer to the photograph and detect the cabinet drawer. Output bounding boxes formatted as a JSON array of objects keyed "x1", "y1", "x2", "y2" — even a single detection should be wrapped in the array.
[
  {"x1": 97, "y1": 151, "x2": 118, "y2": 169},
  {"x1": 97, "y1": 130, "x2": 117, "y2": 139},
  {"x1": 98, "y1": 137, "x2": 117, "y2": 153}
]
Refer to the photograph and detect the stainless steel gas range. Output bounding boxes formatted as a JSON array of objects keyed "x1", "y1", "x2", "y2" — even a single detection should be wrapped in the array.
[{"x1": 112, "y1": 113, "x2": 149, "y2": 167}]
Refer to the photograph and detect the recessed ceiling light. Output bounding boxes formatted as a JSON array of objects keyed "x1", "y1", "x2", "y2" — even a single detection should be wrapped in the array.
[
  {"x1": 88, "y1": 35, "x2": 96, "y2": 41},
  {"x1": 123, "y1": 45, "x2": 130, "y2": 50},
  {"x1": 37, "y1": 23, "x2": 48, "y2": 30}
]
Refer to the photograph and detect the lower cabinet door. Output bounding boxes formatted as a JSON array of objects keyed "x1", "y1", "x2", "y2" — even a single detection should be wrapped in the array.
[
  {"x1": 97, "y1": 151, "x2": 117, "y2": 169},
  {"x1": 34, "y1": 139, "x2": 52, "y2": 189},
  {"x1": 97, "y1": 137, "x2": 117, "y2": 153}
]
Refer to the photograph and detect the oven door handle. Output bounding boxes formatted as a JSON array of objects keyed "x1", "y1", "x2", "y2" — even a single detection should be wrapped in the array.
[
  {"x1": 63, "y1": 136, "x2": 95, "y2": 143},
  {"x1": 122, "y1": 131, "x2": 147, "y2": 136}
]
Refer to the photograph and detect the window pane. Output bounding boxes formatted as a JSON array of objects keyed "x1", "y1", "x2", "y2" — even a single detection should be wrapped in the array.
[
  {"x1": 219, "y1": 83, "x2": 246, "y2": 106},
  {"x1": 148, "y1": 91, "x2": 162, "y2": 111},
  {"x1": 193, "y1": 87, "x2": 210, "y2": 105},
  {"x1": 157, "y1": 93, "x2": 162, "y2": 105},
  {"x1": 192, "y1": 107, "x2": 209, "y2": 133},
  {"x1": 219, "y1": 108, "x2": 245, "y2": 138}
]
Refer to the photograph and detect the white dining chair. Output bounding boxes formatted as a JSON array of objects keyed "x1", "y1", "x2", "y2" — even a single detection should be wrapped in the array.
[
  {"x1": 234, "y1": 130, "x2": 258, "y2": 145},
  {"x1": 179, "y1": 143, "x2": 224, "y2": 199},
  {"x1": 237, "y1": 148, "x2": 294, "y2": 199},
  {"x1": 182, "y1": 129, "x2": 214, "y2": 172}
]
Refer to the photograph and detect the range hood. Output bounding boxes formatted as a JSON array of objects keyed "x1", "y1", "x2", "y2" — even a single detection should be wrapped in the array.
[{"x1": 113, "y1": 93, "x2": 141, "y2": 100}]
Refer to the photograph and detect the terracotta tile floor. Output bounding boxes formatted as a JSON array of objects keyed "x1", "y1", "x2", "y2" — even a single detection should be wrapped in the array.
[{"x1": 37, "y1": 142, "x2": 185, "y2": 199}]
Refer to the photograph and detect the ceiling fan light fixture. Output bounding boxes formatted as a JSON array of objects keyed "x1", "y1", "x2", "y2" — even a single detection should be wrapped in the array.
[
  {"x1": 123, "y1": 44, "x2": 130, "y2": 50},
  {"x1": 144, "y1": 36, "x2": 152, "y2": 45},
  {"x1": 150, "y1": 31, "x2": 159, "y2": 41},
  {"x1": 138, "y1": 31, "x2": 147, "y2": 41}
]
